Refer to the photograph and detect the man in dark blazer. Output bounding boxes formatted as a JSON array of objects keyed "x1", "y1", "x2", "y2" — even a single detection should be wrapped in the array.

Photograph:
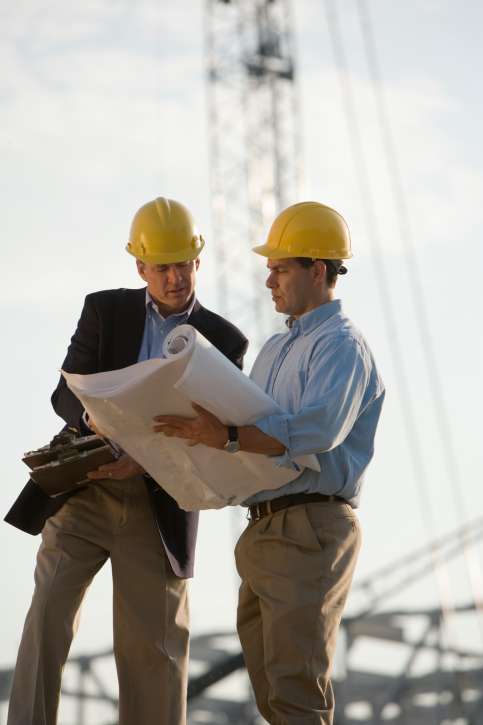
[{"x1": 5, "y1": 197, "x2": 248, "y2": 725}]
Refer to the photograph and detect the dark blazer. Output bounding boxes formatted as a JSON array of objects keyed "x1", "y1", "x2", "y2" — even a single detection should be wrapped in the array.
[{"x1": 5, "y1": 287, "x2": 248, "y2": 578}]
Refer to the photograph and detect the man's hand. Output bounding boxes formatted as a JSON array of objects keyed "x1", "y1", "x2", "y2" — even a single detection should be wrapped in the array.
[
  {"x1": 87, "y1": 453, "x2": 146, "y2": 481},
  {"x1": 154, "y1": 403, "x2": 286, "y2": 456},
  {"x1": 153, "y1": 403, "x2": 227, "y2": 449}
]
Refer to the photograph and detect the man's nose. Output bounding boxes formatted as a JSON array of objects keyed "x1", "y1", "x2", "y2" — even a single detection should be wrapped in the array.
[
  {"x1": 266, "y1": 272, "x2": 277, "y2": 289},
  {"x1": 167, "y1": 265, "x2": 183, "y2": 283}
]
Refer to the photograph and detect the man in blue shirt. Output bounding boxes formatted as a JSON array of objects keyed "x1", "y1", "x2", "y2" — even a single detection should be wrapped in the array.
[{"x1": 155, "y1": 201, "x2": 385, "y2": 725}]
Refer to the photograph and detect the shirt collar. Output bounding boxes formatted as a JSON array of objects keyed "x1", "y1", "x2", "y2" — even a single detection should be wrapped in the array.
[
  {"x1": 144, "y1": 288, "x2": 196, "y2": 321},
  {"x1": 285, "y1": 299, "x2": 343, "y2": 335}
]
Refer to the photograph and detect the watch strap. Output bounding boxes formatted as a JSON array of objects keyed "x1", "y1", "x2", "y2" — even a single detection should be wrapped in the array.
[{"x1": 227, "y1": 426, "x2": 238, "y2": 443}]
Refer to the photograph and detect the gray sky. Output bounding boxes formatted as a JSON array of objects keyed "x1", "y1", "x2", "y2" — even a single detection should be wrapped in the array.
[{"x1": 1, "y1": 0, "x2": 482, "y2": 690}]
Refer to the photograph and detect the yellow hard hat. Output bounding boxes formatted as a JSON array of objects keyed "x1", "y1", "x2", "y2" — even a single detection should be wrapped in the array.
[
  {"x1": 126, "y1": 197, "x2": 205, "y2": 264},
  {"x1": 253, "y1": 201, "x2": 352, "y2": 261}
]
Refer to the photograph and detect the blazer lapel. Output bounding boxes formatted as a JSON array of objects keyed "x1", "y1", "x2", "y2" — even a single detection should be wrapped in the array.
[
  {"x1": 115, "y1": 288, "x2": 147, "y2": 369},
  {"x1": 113, "y1": 294, "x2": 212, "y2": 370},
  {"x1": 187, "y1": 300, "x2": 215, "y2": 335}
]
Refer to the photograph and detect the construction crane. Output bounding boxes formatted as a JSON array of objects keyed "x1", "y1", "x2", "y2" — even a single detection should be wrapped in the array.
[{"x1": 204, "y1": 0, "x2": 304, "y2": 350}]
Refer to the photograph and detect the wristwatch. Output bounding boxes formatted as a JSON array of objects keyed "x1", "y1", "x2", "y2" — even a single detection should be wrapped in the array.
[{"x1": 224, "y1": 426, "x2": 241, "y2": 453}]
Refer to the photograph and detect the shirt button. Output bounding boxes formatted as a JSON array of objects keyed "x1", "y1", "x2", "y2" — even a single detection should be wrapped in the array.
[{"x1": 160, "y1": 330, "x2": 164, "y2": 335}]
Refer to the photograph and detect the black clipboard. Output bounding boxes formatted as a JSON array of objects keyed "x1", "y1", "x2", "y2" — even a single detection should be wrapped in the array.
[{"x1": 23, "y1": 433, "x2": 119, "y2": 497}]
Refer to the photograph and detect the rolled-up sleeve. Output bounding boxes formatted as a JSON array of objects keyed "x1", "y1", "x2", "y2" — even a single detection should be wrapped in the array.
[{"x1": 254, "y1": 335, "x2": 371, "y2": 467}]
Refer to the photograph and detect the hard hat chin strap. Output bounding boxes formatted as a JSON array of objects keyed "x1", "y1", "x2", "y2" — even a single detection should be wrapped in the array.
[{"x1": 325, "y1": 260, "x2": 348, "y2": 275}]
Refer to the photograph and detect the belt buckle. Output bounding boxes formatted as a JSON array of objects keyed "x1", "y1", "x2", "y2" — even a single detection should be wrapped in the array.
[{"x1": 247, "y1": 500, "x2": 272, "y2": 522}]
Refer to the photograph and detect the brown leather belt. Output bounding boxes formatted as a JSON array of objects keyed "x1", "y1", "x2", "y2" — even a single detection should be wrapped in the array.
[{"x1": 247, "y1": 492, "x2": 346, "y2": 522}]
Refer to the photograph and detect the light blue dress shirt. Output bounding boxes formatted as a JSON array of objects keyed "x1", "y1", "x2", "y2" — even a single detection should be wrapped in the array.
[
  {"x1": 137, "y1": 290, "x2": 196, "y2": 363},
  {"x1": 83, "y1": 290, "x2": 196, "y2": 432},
  {"x1": 245, "y1": 299, "x2": 385, "y2": 508}
]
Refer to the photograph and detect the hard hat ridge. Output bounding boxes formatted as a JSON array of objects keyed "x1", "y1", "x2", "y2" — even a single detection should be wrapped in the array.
[{"x1": 154, "y1": 196, "x2": 172, "y2": 222}]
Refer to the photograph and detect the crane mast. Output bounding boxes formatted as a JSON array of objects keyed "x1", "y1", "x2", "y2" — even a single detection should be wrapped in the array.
[{"x1": 204, "y1": 0, "x2": 304, "y2": 350}]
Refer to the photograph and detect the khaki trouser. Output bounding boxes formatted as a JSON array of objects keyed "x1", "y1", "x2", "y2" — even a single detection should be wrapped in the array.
[
  {"x1": 7, "y1": 476, "x2": 190, "y2": 725},
  {"x1": 235, "y1": 501, "x2": 361, "y2": 725}
]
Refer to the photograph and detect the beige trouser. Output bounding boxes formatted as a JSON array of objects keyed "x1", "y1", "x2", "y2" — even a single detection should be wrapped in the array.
[
  {"x1": 7, "y1": 476, "x2": 190, "y2": 725},
  {"x1": 235, "y1": 501, "x2": 361, "y2": 725}
]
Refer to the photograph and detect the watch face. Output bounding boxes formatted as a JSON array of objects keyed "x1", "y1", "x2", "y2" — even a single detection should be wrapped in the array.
[{"x1": 225, "y1": 440, "x2": 241, "y2": 453}]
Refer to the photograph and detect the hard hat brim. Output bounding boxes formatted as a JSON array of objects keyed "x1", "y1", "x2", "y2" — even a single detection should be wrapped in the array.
[
  {"x1": 253, "y1": 243, "x2": 353, "y2": 261},
  {"x1": 126, "y1": 239, "x2": 205, "y2": 265}
]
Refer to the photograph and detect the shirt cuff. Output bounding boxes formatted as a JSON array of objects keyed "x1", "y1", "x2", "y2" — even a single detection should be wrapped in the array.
[{"x1": 254, "y1": 415, "x2": 299, "y2": 471}]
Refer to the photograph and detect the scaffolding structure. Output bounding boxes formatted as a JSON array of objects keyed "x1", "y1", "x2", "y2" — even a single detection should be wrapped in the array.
[{"x1": 204, "y1": 0, "x2": 304, "y2": 349}]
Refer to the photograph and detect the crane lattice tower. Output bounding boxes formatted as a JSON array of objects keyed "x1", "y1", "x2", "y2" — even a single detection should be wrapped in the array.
[{"x1": 205, "y1": 0, "x2": 304, "y2": 350}]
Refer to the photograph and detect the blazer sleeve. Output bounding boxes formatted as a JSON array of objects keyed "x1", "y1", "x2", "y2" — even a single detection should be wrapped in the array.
[
  {"x1": 226, "y1": 336, "x2": 249, "y2": 371},
  {"x1": 51, "y1": 294, "x2": 100, "y2": 436}
]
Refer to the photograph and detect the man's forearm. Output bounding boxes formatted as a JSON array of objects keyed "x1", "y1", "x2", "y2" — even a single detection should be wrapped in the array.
[
  {"x1": 153, "y1": 404, "x2": 286, "y2": 456},
  {"x1": 236, "y1": 426, "x2": 285, "y2": 456}
]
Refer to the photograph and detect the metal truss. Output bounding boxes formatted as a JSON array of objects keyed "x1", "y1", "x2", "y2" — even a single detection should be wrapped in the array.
[
  {"x1": 2, "y1": 620, "x2": 481, "y2": 725},
  {"x1": 345, "y1": 517, "x2": 483, "y2": 620},
  {"x1": 2, "y1": 520, "x2": 482, "y2": 724},
  {"x1": 204, "y1": 0, "x2": 304, "y2": 349},
  {"x1": 335, "y1": 607, "x2": 483, "y2": 725}
]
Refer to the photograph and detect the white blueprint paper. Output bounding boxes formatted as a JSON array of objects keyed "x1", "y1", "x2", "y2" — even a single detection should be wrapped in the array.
[{"x1": 62, "y1": 325, "x2": 320, "y2": 511}]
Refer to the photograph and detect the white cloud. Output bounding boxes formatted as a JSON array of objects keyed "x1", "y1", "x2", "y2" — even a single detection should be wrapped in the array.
[
  {"x1": 301, "y1": 65, "x2": 483, "y2": 255},
  {"x1": 0, "y1": 36, "x2": 205, "y2": 179},
  {"x1": 36, "y1": 48, "x2": 158, "y2": 90},
  {"x1": 132, "y1": 0, "x2": 203, "y2": 48},
  {"x1": 0, "y1": 0, "x2": 123, "y2": 47},
  {"x1": 0, "y1": 6, "x2": 210, "y2": 305}
]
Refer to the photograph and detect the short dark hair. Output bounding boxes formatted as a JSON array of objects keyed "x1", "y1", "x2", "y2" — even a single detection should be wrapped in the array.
[{"x1": 293, "y1": 257, "x2": 338, "y2": 289}]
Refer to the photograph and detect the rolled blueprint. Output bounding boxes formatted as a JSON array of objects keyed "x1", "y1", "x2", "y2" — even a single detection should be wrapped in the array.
[{"x1": 63, "y1": 325, "x2": 320, "y2": 511}]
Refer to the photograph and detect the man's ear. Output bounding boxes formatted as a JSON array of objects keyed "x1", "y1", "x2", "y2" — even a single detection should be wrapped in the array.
[
  {"x1": 312, "y1": 260, "x2": 327, "y2": 285},
  {"x1": 195, "y1": 257, "x2": 201, "y2": 271},
  {"x1": 136, "y1": 260, "x2": 147, "y2": 282}
]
